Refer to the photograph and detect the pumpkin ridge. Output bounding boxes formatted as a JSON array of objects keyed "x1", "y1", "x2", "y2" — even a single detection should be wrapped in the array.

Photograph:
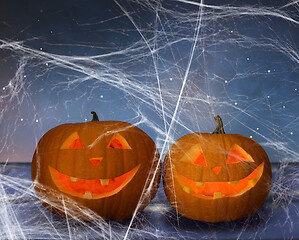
[
  {"x1": 162, "y1": 115, "x2": 272, "y2": 222},
  {"x1": 32, "y1": 112, "x2": 161, "y2": 220}
]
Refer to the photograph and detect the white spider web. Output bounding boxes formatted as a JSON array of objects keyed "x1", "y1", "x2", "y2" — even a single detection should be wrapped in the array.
[{"x1": 0, "y1": 0, "x2": 298, "y2": 239}]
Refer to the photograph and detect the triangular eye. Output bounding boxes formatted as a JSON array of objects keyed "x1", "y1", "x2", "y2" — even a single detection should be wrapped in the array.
[
  {"x1": 193, "y1": 152, "x2": 206, "y2": 166},
  {"x1": 107, "y1": 133, "x2": 131, "y2": 149},
  {"x1": 179, "y1": 144, "x2": 207, "y2": 166},
  {"x1": 226, "y1": 144, "x2": 254, "y2": 164},
  {"x1": 61, "y1": 132, "x2": 84, "y2": 149}
]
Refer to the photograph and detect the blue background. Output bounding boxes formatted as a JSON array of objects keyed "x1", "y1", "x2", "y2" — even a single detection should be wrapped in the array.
[
  {"x1": 0, "y1": 0, "x2": 298, "y2": 163},
  {"x1": 0, "y1": 1, "x2": 298, "y2": 239}
]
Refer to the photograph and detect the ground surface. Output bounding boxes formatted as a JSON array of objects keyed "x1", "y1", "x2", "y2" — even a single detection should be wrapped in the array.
[{"x1": 0, "y1": 162, "x2": 298, "y2": 239}]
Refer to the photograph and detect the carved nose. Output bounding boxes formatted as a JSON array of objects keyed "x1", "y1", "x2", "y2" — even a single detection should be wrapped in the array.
[
  {"x1": 212, "y1": 166, "x2": 222, "y2": 175},
  {"x1": 89, "y1": 158, "x2": 103, "y2": 168}
]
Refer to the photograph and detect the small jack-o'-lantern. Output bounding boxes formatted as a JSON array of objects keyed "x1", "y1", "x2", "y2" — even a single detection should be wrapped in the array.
[
  {"x1": 163, "y1": 115, "x2": 272, "y2": 222},
  {"x1": 32, "y1": 112, "x2": 161, "y2": 220}
]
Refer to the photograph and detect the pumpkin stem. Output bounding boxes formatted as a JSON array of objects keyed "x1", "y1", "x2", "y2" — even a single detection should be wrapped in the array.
[
  {"x1": 212, "y1": 115, "x2": 225, "y2": 134},
  {"x1": 91, "y1": 111, "x2": 100, "y2": 121}
]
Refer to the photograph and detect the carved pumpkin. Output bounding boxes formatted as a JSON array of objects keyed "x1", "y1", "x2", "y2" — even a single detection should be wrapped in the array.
[
  {"x1": 163, "y1": 116, "x2": 272, "y2": 222},
  {"x1": 32, "y1": 112, "x2": 161, "y2": 220}
]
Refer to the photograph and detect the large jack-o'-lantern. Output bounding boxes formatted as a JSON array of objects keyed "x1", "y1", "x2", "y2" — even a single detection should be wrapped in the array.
[
  {"x1": 32, "y1": 112, "x2": 161, "y2": 220},
  {"x1": 163, "y1": 115, "x2": 272, "y2": 222}
]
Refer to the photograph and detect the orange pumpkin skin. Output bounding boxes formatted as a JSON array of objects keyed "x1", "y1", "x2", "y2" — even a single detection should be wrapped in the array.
[
  {"x1": 163, "y1": 133, "x2": 272, "y2": 222},
  {"x1": 32, "y1": 120, "x2": 161, "y2": 220}
]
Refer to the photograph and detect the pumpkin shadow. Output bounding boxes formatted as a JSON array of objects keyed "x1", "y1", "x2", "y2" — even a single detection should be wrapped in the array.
[
  {"x1": 36, "y1": 197, "x2": 272, "y2": 238},
  {"x1": 163, "y1": 204, "x2": 271, "y2": 233},
  {"x1": 111, "y1": 210, "x2": 154, "y2": 227},
  {"x1": 47, "y1": 213, "x2": 144, "y2": 238}
]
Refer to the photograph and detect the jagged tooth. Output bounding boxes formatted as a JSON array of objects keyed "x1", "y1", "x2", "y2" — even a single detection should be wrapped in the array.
[
  {"x1": 248, "y1": 178, "x2": 257, "y2": 186},
  {"x1": 183, "y1": 186, "x2": 190, "y2": 193},
  {"x1": 100, "y1": 179, "x2": 109, "y2": 185},
  {"x1": 213, "y1": 192, "x2": 222, "y2": 199},
  {"x1": 229, "y1": 180, "x2": 239, "y2": 185},
  {"x1": 70, "y1": 177, "x2": 78, "y2": 182},
  {"x1": 196, "y1": 182, "x2": 204, "y2": 187},
  {"x1": 83, "y1": 192, "x2": 93, "y2": 199}
]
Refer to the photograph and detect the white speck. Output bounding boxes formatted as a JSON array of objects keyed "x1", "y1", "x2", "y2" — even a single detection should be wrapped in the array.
[
  {"x1": 20, "y1": 118, "x2": 23, "y2": 121},
  {"x1": 267, "y1": 95, "x2": 270, "y2": 98},
  {"x1": 282, "y1": 105, "x2": 286, "y2": 108},
  {"x1": 85, "y1": 118, "x2": 88, "y2": 121},
  {"x1": 290, "y1": 132, "x2": 293, "y2": 135},
  {"x1": 100, "y1": 95, "x2": 103, "y2": 98},
  {"x1": 250, "y1": 136, "x2": 253, "y2": 138},
  {"x1": 40, "y1": 47, "x2": 43, "y2": 51},
  {"x1": 2, "y1": 87, "x2": 5, "y2": 90},
  {"x1": 225, "y1": 80, "x2": 228, "y2": 84},
  {"x1": 170, "y1": 78, "x2": 173, "y2": 81},
  {"x1": 35, "y1": 119, "x2": 39, "y2": 123},
  {"x1": 256, "y1": 127, "x2": 259, "y2": 130},
  {"x1": 46, "y1": 63, "x2": 48, "y2": 66},
  {"x1": 24, "y1": 75, "x2": 26, "y2": 78},
  {"x1": 295, "y1": 88, "x2": 297, "y2": 91},
  {"x1": 186, "y1": 101, "x2": 188, "y2": 104},
  {"x1": 247, "y1": 57, "x2": 250, "y2": 61},
  {"x1": 230, "y1": 30, "x2": 233, "y2": 33},
  {"x1": 267, "y1": 69, "x2": 271, "y2": 73},
  {"x1": 234, "y1": 102, "x2": 238, "y2": 105}
]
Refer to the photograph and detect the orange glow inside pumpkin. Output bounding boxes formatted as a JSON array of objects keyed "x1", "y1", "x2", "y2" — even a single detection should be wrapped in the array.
[
  {"x1": 49, "y1": 164, "x2": 140, "y2": 199},
  {"x1": 107, "y1": 133, "x2": 131, "y2": 149},
  {"x1": 173, "y1": 143, "x2": 264, "y2": 199},
  {"x1": 211, "y1": 166, "x2": 222, "y2": 175},
  {"x1": 89, "y1": 158, "x2": 103, "y2": 168},
  {"x1": 179, "y1": 144, "x2": 206, "y2": 166},
  {"x1": 193, "y1": 152, "x2": 206, "y2": 166},
  {"x1": 227, "y1": 144, "x2": 254, "y2": 164},
  {"x1": 60, "y1": 132, "x2": 84, "y2": 149},
  {"x1": 173, "y1": 162, "x2": 264, "y2": 199},
  {"x1": 68, "y1": 138, "x2": 84, "y2": 149}
]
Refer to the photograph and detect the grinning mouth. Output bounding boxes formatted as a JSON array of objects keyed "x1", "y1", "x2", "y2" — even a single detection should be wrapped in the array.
[
  {"x1": 49, "y1": 165, "x2": 140, "y2": 199},
  {"x1": 173, "y1": 162, "x2": 264, "y2": 199}
]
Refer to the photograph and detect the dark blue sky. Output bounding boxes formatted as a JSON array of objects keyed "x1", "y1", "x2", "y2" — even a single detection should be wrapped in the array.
[{"x1": 0, "y1": 0, "x2": 298, "y2": 162}]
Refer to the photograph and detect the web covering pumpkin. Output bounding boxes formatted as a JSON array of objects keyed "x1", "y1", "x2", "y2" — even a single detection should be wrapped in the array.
[
  {"x1": 32, "y1": 112, "x2": 161, "y2": 220},
  {"x1": 163, "y1": 115, "x2": 272, "y2": 222}
]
